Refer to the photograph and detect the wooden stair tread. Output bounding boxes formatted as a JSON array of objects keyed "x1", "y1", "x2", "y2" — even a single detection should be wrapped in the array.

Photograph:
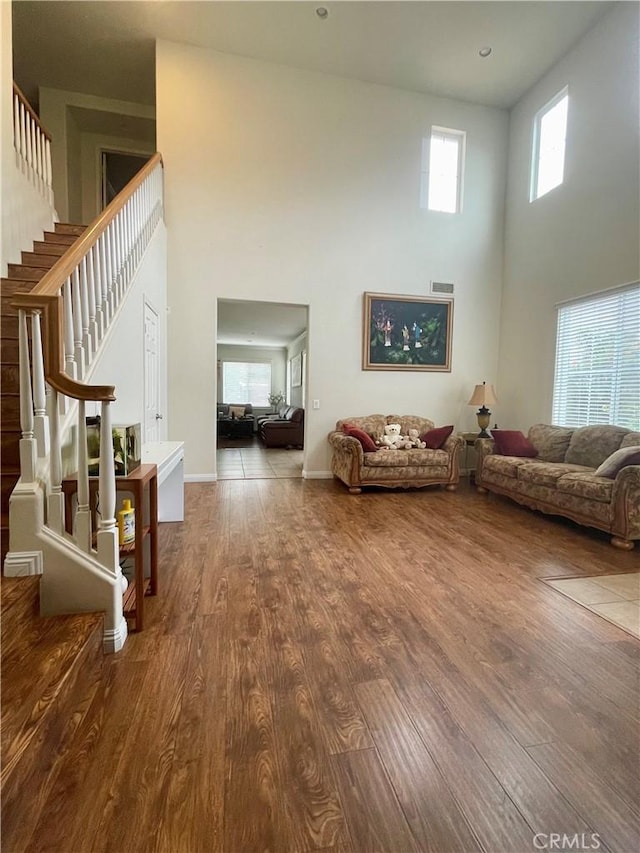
[
  {"x1": 20, "y1": 252, "x2": 60, "y2": 268},
  {"x1": 32, "y1": 241, "x2": 69, "y2": 256},
  {"x1": 7, "y1": 265, "x2": 45, "y2": 281},
  {"x1": 1, "y1": 609, "x2": 104, "y2": 783},
  {"x1": 54, "y1": 223, "x2": 85, "y2": 236}
]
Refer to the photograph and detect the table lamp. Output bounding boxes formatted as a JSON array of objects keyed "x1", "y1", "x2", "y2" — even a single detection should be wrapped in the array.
[{"x1": 468, "y1": 381, "x2": 498, "y2": 438}]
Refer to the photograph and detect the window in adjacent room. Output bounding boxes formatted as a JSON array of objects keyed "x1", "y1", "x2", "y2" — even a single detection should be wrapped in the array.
[
  {"x1": 530, "y1": 87, "x2": 568, "y2": 201},
  {"x1": 222, "y1": 361, "x2": 272, "y2": 406},
  {"x1": 552, "y1": 284, "x2": 640, "y2": 430},
  {"x1": 422, "y1": 127, "x2": 466, "y2": 213}
]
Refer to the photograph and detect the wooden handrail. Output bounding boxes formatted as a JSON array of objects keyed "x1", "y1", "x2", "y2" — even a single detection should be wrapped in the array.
[
  {"x1": 12, "y1": 152, "x2": 163, "y2": 403},
  {"x1": 13, "y1": 82, "x2": 52, "y2": 141},
  {"x1": 29, "y1": 152, "x2": 163, "y2": 299}
]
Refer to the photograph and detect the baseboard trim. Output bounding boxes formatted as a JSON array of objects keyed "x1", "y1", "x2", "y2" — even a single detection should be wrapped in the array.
[
  {"x1": 103, "y1": 616, "x2": 128, "y2": 653},
  {"x1": 184, "y1": 474, "x2": 217, "y2": 483},
  {"x1": 302, "y1": 470, "x2": 333, "y2": 479},
  {"x1": 3, "y1": 550, "x2": 44, "y2": 576}
]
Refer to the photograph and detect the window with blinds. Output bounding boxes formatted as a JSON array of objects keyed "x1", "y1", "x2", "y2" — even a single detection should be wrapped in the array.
[
  {"x1": 222, "y1": 361, "x2": 271, "y2": 406},
  {"x1": 552, "y1": 285, "x2": 640, "y2": 430}
]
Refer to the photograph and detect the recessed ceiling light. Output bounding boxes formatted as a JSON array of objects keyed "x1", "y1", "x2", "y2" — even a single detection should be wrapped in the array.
[
  {"x1": 316, "y1": 7, "x2": 329, "y2": 20},
  {"x1": 479, "y1": 47, "x2": 492, "y2": 58}
]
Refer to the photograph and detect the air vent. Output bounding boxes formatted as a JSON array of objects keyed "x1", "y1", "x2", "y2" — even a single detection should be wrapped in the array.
[{"x1": 431, "y1": 281, "x2": 454, "y2": 295}]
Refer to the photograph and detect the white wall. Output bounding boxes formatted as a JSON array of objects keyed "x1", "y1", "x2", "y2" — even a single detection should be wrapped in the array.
[
  {"x1": 0, "y1": 2, "x2": 55, "y2": 275},
  {"x1": 157, "y1": 41, "x2": 509, "y2": 477},
  {"x1": 500, "y1": 3, "x2": 640, "y2": 430},
  {"x1": 87, "y1": 224, "x2": 168, "y2": 439}
]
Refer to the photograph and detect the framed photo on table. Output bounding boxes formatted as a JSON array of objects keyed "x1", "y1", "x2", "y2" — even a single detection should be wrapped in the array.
[{"x1": 362, "y1": 292, "x2": 453, "y2": 371}]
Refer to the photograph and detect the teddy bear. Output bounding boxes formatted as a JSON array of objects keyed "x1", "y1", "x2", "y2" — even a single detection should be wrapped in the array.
[
  {"x1": 407, "y1": 428, "x2": 426, "y2": 449},
  {"x1": 380, "y1": 423, "x2": 404, "y2": 449}
]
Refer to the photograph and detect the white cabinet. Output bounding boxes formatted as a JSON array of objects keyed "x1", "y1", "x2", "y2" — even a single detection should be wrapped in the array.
[{"x1": 141, "y1": 441, "x2": 185, "y2": 522}]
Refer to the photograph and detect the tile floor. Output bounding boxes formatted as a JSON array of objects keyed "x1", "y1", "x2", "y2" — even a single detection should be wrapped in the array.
[
  {"x1": 545, "y1": 572, "x2": 640, "y2": 639},
  {"x1": 216, "y1": 444, "x2": 303, "y2": 480}
]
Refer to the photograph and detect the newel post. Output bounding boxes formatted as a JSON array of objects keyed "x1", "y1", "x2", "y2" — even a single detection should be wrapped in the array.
[{"x1": 96, "y1": 400, "x2": 119, "y2": 573}]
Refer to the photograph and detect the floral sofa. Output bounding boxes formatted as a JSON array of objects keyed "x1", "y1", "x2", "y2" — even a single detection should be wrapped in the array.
[
  {"x1": 475, "y1": 424, "x2": 640, "y2": 550},
  {"x1": 328, "y1": 415, "x2": 463, "y2": 494}
]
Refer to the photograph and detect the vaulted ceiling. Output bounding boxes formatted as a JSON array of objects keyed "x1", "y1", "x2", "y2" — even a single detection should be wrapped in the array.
[{"x1": 13, "y1": 1, "x2": 611, "y2": 110}]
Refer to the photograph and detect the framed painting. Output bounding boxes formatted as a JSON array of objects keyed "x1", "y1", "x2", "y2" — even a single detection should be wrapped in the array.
[
  {"x1": 291, "y1": 353, "x2": 302, "y2": 387},
  {"x1": 363, "y1": 292, "x2": 453, "y2": 371}
]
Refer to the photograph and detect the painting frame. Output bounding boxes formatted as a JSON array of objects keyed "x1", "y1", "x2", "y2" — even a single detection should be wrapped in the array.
[
  {"x1": 363, "y1": 292, "x2": 453, "y2": 371},
  {"x1": 291, "y1": 352, "x2": 302, "y2": 387}
]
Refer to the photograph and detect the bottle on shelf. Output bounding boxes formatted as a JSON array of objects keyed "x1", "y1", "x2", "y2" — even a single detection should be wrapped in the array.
[{"x1": 118, "y1": 498, "x2": 135, "y2": 546}]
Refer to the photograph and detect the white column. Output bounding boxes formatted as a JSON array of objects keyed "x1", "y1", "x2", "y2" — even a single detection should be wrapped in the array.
[
  {"x1": 48, "y1": 387, "x2": 64, "y2": 535},
  {"x1": 18, "y1": 310, "x2": 36, "y2": 484},
  {"x1": 96, "y1": 401, "x2": 119, "y2": 572},
  {"x1": 75, "y1": 401, "x2": 92, "y2": 552},
  {"x1": 31, "y1": 311, "x2": 50, "y2": 458}
]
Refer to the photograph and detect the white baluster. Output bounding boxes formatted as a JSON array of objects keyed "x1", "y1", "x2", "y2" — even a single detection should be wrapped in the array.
[
  {"x1": 45, "y1": 138, "x2": 53, "y2": 204},
  {"x1": 35, "y1": 126, "x2": 43, "y2": 187},
  {"x1": 62, "y1": 276, "x2": 76, "y2": 381},
  {"x1": 79, "y1": 256, "x2": 92, "y2": 364},
  {"x1": 92, "y1": 242, "x2": 104, "y2": 340},
  {"x1": 115, "y1": 213, "x2": 124, "y2": 300},
  {"x1": 124, "y1": 202, "x2": 132, "y2": 283},
  {"x1": 99, "y1": 234, "x2": 111, "y2": 327},
  {"x1": 19, "y1": 102, "x2": 27, "y2": 172},
  {"x1": 96, "y1": 401, "x2": 119, "y2": 571},
  {"x1": 13, "y1": 94, "x2": 20, "y2": 164},
  {"x1": 108, "y1": 222, "x2": 117, "y2": 315},
  {"x1": 29, "y1": 116, "x2": 37, "y2": 181},
  {"x1": 86, "y1": 247, "x2": 98, "y2": 350},
  {"x1": 48, "y1": 387, "x2": 64, "y2": 534},
  {"x1": 71, "y1": 267, "x2": 85, "y2": 379},
  {"x1": 75, "y1": 401, "x2": 91, "y2": 552},
  {"x1": 18, "y1": 310, "x2": 36, "y2": 484},
  {"x1": 31, "y1": 311, "x2": 50, "y2": 458}
]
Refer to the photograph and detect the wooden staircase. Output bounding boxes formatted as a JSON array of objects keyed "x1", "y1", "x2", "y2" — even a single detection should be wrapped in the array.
[
  {"x1": 0, "y1": 223, "x2": 85, "y2": 565},
  {"x1": 1, "y1": 576, "x2": 104, "y2": 851}
]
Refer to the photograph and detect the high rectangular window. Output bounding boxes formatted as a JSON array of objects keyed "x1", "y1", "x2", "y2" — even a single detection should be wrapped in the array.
[
  {"x1": 552, "y1": 284, "x2": 640, "y2": 430},
  {"x1": 531, "y1": 88, "x2": 568, "y2": 201},
  {"x1": 424, "y1": 127, "x2": 466, "y2": 213},
  {"x1": 222, "y1": 361, "x2": 272, "y2": 406}
]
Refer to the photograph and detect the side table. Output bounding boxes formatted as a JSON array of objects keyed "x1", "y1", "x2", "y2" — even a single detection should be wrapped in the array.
[
  {"x1": 62, "y1": 463, "x2": 158, "y2": 632},
  {"x1": 462, "y1": 433, "x2": 480, "y2": 481}
]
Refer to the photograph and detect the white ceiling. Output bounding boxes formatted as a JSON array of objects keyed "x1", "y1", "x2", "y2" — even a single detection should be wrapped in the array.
[
  {"x1": 11, "y1": 1, "x2": 611, "y2": 346},
  {"x1": 217, "y1": 299, "x2": 308, "y2": 348},
  {"x1": 13, "y1": 1, "x2": 611, "y2": 110}
]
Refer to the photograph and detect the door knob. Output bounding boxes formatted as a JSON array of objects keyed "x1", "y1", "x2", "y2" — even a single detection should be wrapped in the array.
[{"x1": 155, "y1": 413, "x2": 163, "y2": 420}]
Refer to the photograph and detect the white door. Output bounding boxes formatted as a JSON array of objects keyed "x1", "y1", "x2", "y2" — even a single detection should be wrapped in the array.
[{"x1": 144, "y1": 301, "x2": 161, "y2": 442}]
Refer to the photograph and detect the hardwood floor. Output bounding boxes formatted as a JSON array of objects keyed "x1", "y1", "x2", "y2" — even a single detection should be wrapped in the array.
[{"x1": 6, "y1": 479, "x2": 640, "y2": 852}]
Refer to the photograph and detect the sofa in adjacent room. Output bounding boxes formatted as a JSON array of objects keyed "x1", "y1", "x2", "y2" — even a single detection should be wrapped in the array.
[
  {"x1": 328, "y1": 415, "x2": 463, "y2": 494},
  {"x1": 260, "y1": 407, "x2": 304, "y2": 448},
  {"x1": 475, "y1": 423, "x2": 640, "y2": 549}
]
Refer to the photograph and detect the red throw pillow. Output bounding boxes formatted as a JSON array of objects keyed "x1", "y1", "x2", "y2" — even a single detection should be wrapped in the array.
[
  {"x1": 344, "y1": 426, "x2": 378, "y2": 453},
  {"x1": 421, "y1": 425, "x2": 454, "y2": 449},
  {"x1": 491, "y1": 429, "x2": 538, "y2": 457}
]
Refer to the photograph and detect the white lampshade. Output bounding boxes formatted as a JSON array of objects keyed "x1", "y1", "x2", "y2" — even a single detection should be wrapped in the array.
[{"x1": 468, "y1": 381, "x2": 498, "y2": 407}]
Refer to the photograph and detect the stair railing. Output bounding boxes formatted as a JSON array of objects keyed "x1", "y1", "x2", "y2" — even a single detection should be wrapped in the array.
[
  {"x1": 11, "y1": 153, "x2": 163, "y2": 576},
  {"x1": 12, "y1": 83, "x2": 53, "y2": 207}
]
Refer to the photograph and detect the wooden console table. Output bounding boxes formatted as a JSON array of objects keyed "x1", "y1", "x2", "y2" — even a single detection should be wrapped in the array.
[{"x1": 62, "y1": 464, "x2": 158, "y2": 632}]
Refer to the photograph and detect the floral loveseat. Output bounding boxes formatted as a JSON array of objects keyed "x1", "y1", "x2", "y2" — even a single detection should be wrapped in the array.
[
  {"x1": 476, "y1": 424, "x2": 640, "y2": 550},
  {"x1": 328, "y1": 415, "x2": 463, "y2": 494}
]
